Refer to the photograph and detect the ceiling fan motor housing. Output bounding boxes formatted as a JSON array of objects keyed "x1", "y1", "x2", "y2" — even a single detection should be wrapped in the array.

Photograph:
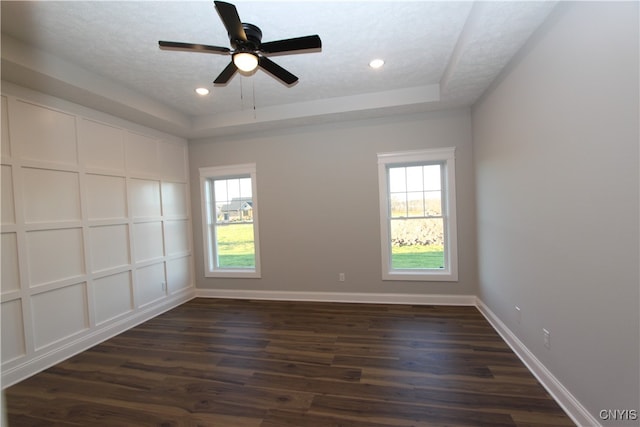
[{"x1": 236, "y1": 23, "x2": 262, "y2": 51}]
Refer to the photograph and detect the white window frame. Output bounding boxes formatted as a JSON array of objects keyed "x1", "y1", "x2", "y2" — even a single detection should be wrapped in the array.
[
  {"x1": 377, "y1": 148, "x2": 458, "y2": 281},
  {"x1": 199, "y1": 164, "x2": 261, "y2": 278}
]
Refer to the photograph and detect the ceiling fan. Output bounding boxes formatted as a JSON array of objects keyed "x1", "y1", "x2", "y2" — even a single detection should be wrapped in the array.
[{"x1": 159, "y1": 1, "x2": 322, "y2": 85}]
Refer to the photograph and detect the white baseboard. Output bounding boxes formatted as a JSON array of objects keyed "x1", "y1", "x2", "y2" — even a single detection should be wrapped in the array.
[
  {"x1": 1, "y1": 288, "x2": 196, "y2": 389},
  {"x1": 195, "y1": 288, "x2": 477, "y2": 306},
  {"x1": 475, "y1": 298, "x2": 599, "y2": 427}
]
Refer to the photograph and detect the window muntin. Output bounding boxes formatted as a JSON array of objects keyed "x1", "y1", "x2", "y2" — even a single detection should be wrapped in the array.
[
  {"x1": 378, "y1": 149, "x2": 458, "y2": 281},
  {"x1": 200, "y1": 164, "x2": 260, "y2": 278}
]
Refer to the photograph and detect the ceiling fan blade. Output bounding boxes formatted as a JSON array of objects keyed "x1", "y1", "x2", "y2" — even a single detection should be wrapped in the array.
[
  {"x1": 214, "y1": 61, "x2": 238, "y2": 84},
  {"x1": 258, "y1": 56, "x2": 298, "y2": 85},
  {"x1": 260, "y1": 35, "x2": 322, "y2": 54},
  {"x1": 214, "y1": 1, "x2": 247, "y2": 44},
  {"x1": 159, "y1": 41, "x2": 230, "y2": 54}
]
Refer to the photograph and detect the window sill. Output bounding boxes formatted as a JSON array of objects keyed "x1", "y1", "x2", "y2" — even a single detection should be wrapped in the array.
[
  {"x1": 382, "y1": 270, "x2": 458, "y2": 282},
  {"x1": 205, "y1": 270, "x2": 261, "y2": 279}
]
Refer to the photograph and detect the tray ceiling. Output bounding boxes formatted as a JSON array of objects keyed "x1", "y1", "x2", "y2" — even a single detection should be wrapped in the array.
[{"x1": 1, "y1": 1, "x2": 557, "y2": 138}]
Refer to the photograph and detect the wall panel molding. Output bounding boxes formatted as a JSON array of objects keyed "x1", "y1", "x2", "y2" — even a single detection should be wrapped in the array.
[
  {"x1": 1, "y1": 85, "x2": 195, "y2": 387},
  {"x1": 2, "y1": 289, "x2": 195, "y2": 388}
]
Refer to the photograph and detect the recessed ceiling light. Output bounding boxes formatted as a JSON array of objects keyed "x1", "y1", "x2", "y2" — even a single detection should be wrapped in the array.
[
  {"x1": 369, "y1": 59, "x2": 385, "y2": 69},
  {"x1": 195, "y1": 87, "x2": 210, "y2": 96}
]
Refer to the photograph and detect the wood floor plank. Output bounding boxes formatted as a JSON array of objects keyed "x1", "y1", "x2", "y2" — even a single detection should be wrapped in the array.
[
  {"x1": 5, "y1": 298, "x2": 574, "y2": 426},
  {"x1": 332, "y1": 354, "x2": 494, "y2": 377},
  {"x1": 217, "y1": 356, "x2": 362, "y2": 382},
  {"x1": 246, "y1": 371, "x2": 565, "y2": 416},
  {"x1": 261, "y1": 409, "x2": 416, "y2": 427},
  {"x1": 310, "y1": 394, "x2": 518, "y2": 427},
  {"x1": 360, "y1": 369, "x2": 554, "y2": 397}
]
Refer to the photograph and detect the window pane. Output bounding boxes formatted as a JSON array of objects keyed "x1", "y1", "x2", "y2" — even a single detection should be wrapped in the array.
[
  {"x1": 227, "y1": 178, "x2": 241, "y2": 200},
  {"x1": 214, "y1": 179, "x2": 228, "y2": 202},
  {"x1": 239, "y1": 177, "x2": 252, "y2": 198},
  {"x1": 390, "y1": 193, "x2": 407, "y2": 218},
  {"x1": 425, "y1": 190, "x2": 442, "y2": 216},
  {"x1": 389, "y1": 167, "x2": 406, "y2": 192},
  {"x1": 423, "y1": 164, "x2": 441, "y2": 191},
  {"x1": 215, "y1": 222, "x2": 255, "y2": 268},
  {"x1": 390, "y1": 218, "x2": 444, "y2": 269},
  {"x1": 406, "y1": 166, "x2": 423, "y2": 192},
  {"x1": 389, "y1": 164, "x2": 443, "y2": 219},
  {"x1": 407, "y1": 192, "x2": 425, "y2": 217}
]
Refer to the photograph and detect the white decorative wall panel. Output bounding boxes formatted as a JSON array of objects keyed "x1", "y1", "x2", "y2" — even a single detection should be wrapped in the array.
[
  {"x1": 26, "y1": 228, "x2": 85, "y2": 287},
  {"x1": 1, "y1": 165, "x2": 15, "y2": 224},
  {"x1": 1, "y1": 89, "x2": 192, "y2": 386},
  {"x1": 130, "y1": 179, "x2": 161, "y2": 218},
  {"x1": 165, "y1": 220, "x2": 189, "y2": 256},
  {"x1": 159, "y1": 141, "x2": 186, "y2": 182},
  {"x1": 166, "y1": 256, "x2": 191, "y2": 293},
  {"x1": 1, "y1": 96, "x2": 10, "y2": 158},
  {"x1": 31, "y1": 283, "x2": 88, "y2": 350},
  {"x1": 85, "y1": 174, "x2": 127, "y2": 220},
  {"x1": 1, "y1": 233, "x2": 20, "y2": 294},
  {"x1": 125, "y1": 132, "x2": 158, "y2": 176},
  {"x1": 136, "y1": 262, "x2": 166, "y2": 306},
  {"x1": 89, "y1": 225, "x2": 130, "y2": 273},
  {"x1": 161, "y1": 182, "x2": 188, "y2": 218},
  {"x1": 1, "y1": 300, "x2": 26, "y2": 362},
  {"x1": 22, "y1": 168, "x2": 81, "y2": 223},
  {"x1": 133, "y1": 221, "x2": 164, "y2": 262},
  {"x1": 13, "y1": 101, "x2": 77, "y2": 166},
  {"x1": 93, "y1": 271, "x2": 133, "y2": 324},
  {"x1": 79, "y1": 119, "x2": 125, "y2": 172}
]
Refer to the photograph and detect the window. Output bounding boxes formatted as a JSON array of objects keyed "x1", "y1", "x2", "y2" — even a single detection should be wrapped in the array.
[
  {"x1": 200, "y1": 164, "x2": 261, "y2": 278},
  {"x1": 377, "y1": 148, "x2": 458, "y2": 281}
]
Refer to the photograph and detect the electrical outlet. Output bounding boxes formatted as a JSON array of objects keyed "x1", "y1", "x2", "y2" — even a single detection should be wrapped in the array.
[
  {"x1": 515, "y1": 306, "x2": 521, "y2": 324},
  {"x1": 339, "y1": 273, "x2": 345, "y2": 282},
  {"x1": 543, "y1": 328, "x2": 551, "y2": 349}
]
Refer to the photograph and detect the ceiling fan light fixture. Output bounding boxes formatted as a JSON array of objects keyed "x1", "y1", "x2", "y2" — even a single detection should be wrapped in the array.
[
  {"x1": 195, "y1": 87, "x2": 210, "y2": 96},
  {"x1": 233, "y1": 52, "x2": 259, "y2": 72}
]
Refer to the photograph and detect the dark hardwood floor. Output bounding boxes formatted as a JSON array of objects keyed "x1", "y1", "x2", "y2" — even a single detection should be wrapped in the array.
[{"x1": 5, "y1": 298, "x2": 574, "y2": 426}]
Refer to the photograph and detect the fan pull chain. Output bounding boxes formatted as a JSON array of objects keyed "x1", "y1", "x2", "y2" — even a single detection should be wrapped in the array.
[
  {"x1": 252, "y1": 78, "x2": 256, "y2": 119},
  {"x1": 237, "y1": 75, "x2": 256, "y2": 118}
]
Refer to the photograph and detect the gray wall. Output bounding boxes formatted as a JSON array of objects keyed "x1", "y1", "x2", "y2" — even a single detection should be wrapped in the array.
[
  {"x1": 189, "y1": 109, "x2": 477, "y2": 297},
  {"x1": 472, "y1": 2, "x2": 639, "y2": 424}
]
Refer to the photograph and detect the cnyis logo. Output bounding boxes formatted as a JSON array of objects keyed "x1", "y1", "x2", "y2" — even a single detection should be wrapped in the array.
[{"x1": 599, "y1": 409, "x2": 638, "y2": 421}]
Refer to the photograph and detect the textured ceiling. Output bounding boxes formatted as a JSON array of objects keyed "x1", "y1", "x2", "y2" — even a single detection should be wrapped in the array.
[{"x1": 1, "y1": 1, "x2": 557, "y2": 138}]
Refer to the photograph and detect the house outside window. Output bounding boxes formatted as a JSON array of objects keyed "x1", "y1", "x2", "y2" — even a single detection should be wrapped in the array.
[
  {"x1": 219, "y1": 197, "x2": 253, "y2": 222},
  {"x1": 377, "y1": 148, "x2": 458, "y2": 281},
  {"x1": 199, "y1": 164, "x2": 261, "y2": 278}
]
